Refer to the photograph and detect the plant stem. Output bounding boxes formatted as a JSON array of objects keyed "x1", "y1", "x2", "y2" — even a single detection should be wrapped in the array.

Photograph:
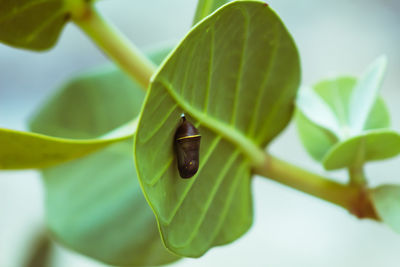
[
  {"x1": 193, "y1": 0, "x2": 228, "y2": 25},
  {"x1": 254, "y1": 154, "x2": 378, "y2": 219},
  {"x1": 348, "y1": 165, "x2": 367, "y2": 186},
  {"x1": 72, "y1": 5, "x2": 157, "y2": 91}
]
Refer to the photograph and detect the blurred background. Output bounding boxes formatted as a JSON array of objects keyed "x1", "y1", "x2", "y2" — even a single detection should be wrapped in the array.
[{"x1": 1, "y1": 0, "x2": 400, "y2": 266}]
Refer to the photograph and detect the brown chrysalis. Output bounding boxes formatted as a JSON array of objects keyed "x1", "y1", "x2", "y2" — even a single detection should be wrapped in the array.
[{"x1": 174, "y1": 115, "x2": 201, "y2": 178}]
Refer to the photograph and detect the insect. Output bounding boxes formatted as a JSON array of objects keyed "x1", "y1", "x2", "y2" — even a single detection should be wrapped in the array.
[{"x1": 174, "y1": 115, "x2": 201, "y2": 178}]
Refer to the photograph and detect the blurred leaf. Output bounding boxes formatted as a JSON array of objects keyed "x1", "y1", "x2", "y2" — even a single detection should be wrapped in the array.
[
  {"x1": 371, "y1": 185, "x2": 400, "y2": 234},
  {"x1": 192, "y1": 0, "x2": 229, "y2": 25},
  {"x1": 1, "y1": 46, "x2": 171, "y2": 170},
  {"x1": 135, "y1": 1, "x2": 300, "y2": 257},
  {"x1": 29, "y1": 66, "x2": 146, "y2": 139},
  {"x1": 295, "y1": 111, "x2": 338, "y2": 161},
  {"x1": 0, "y1": 0, "x2": 76, "y2": 50},
  {"x1": 296, "y1": 58, "x2": 392, "y2": 169},
  {"x1": 322, "y1": 129, "x2": 400, "y2": 170},
  {"x1": 44, "y1": 141, "x2": 180, "y2": 266},
  {"x1": 296, "y1": 87, "x2": 342, "y2": 138},
  {"x1": 0, "y1": 128, "x2": 131, "y2": 169},
  {"x1": 31, "y1": 46, "x2": 179, "y2": 265},
  {"x1": 349, "y1": 56, "x2": 387, "y2": 133}
]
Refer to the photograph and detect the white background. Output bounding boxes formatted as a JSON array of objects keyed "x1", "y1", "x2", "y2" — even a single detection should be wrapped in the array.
[{"x1": 1, "y1": 0, "x2": 400, "y2": 266}]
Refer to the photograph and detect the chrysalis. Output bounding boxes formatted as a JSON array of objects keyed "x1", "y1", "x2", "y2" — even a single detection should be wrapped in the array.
[{"x1": 174, "y1": 115, "x2": 201, "y2": 178}]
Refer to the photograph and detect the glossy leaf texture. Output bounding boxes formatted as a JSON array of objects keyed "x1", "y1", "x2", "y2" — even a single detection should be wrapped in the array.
[
  {"x1": 0, "y1": 0, "x2": 85, "y2": 50},
  {"x1": 296, "y1": 56, "x2": 400, "y2": 170},
  {"x1": 371, "y1": 185, "x2": 400, "y2": 234},
  {"x1": 135, "y1": 1, "x2": 300, "y2": 257},
  {"x1": 31, "y1": 47, "x2": 179, "y2": 266}
]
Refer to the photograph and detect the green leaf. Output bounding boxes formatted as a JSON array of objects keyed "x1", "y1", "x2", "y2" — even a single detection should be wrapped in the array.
[
  {"x1": 29, "y1": 65, "x2": 146, "y2": 139},
  {"x1": 296, "y1": 87, "x2": 342, "y2": 138},
  {"x1": 322, "y1": 129, "x2": 400, "y2": 170},
  {"x1": 295, "y1": 111, "x2": 338, "y2": 161},
  {"x1": 371, "y1": 185, "x2": 400, "y2": 234},
  {"x1": 135, "y1": 1, "x2": 300, "y2": 257},
  {"x1": 1, "y1": 46, "x2": 171, "y2": 170},
  {"x1": 192, "y1": 0, "x2": 230, "y2": 25},
  {"x1": 43, "y1": 141, "x2": 180, "y2": 266},
  {"x1": 31, "y1": 46, "x2": 178, "y2": 265},
  {"x1": 348, "y1": 55, "x2": 387, "y2": 133},
  {"x1": 0, "y1": 0, "x2": 70, "y2": 50},
  {"x1": 295, "y1": 60, "x2": 392, "y2": 169},
  {"x1": 0, "y1": 128, "x2": 131, "y2": 169},
  {"x1": 0, "y1": 67, "x2": 142, "y2": 170}
]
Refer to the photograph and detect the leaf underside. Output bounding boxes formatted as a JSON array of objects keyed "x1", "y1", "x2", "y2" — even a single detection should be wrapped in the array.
[
  {"x1": 371, "y1": 185, "x2": 400, "y2": 234},
  {"x1": 135, "y1": 1, "x2": 300, "y2": 257}
]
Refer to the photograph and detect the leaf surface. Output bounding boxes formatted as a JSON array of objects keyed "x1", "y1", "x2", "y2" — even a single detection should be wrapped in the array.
[
  {"x1": 0, "y1": 128, "x2": 130, "y2": 169},
  {"x1": 348, "y1": 56, "x2": 387, "y2": 133},
  {"x1": 371, "y1": 185, "x2": 400, "y2": 234},
  {"x1": 43, "y1": 141, "x2": 180, "y2": 266},
  {"x1": 0, "y1": 0, "x2": 76, "y2": 50},
  {"x1": 322, "y1": 130, "x2": 400, "y2": 170},
  {"x1": 135, "y1": 1, "x2": 300, "y2": 257}
]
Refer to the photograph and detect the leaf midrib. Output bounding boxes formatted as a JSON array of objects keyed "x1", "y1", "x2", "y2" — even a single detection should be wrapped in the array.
[{"x1": 157, "y1": 77, "x2": 265, "y2": 166}]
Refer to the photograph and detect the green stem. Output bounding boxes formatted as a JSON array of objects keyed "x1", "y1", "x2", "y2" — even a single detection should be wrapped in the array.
[
  {"x1": 193, "y1": 0, "x2": 228, "y2": 25},
  {"x1": 254, "y1": 154, "x2": 378, "y2": 219},
  {"x1": 71, "y1": 5, "x2": 157, "y2": 90},
  {"x1": 348, "y1": 165, "x2": 367, "y2": 186}
]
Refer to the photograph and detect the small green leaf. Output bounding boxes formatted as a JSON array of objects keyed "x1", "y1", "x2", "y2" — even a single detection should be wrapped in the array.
[
  {"x1": 349, "y1": 56, "x2": 387, "y2": 133},
  {"x1": 371, "y1": 185, "x2": 400, "y2": 234},
  {"x1": 135, "y1": 1, "x2": 300, "y2": 257},
  {"x1": 295, "y1": 111, "x2": 338, "y2": 161},
  {"x1": 322, "y1": 130, "x2": 400, "y2": 170},
  {"x1": 296, "y1": 87, "x2": 342, "y2": 138},
  {"x1": 296, "y1": 59, "x2": 392, "y2": 169},
  {"x1": 43, "y1": 141, "x2": 180, "y2": 266}
]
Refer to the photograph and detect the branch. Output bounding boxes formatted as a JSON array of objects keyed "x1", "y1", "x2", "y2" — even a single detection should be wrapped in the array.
[
  {"x1": 254, "y1": 154, "x2": 379, "y2": 220},
  {"x1": 71, "y1": 4, "x2": 156, "y2": 90}
]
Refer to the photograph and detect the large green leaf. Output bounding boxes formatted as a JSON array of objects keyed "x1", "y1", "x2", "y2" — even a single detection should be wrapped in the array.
[
  {"x1": 135, "y1": 1, "x2": 300, "y2": 257},
  {"x1": 0, "y1": 0, "x2": 89, "y2": 50},
  {"x1": 371, "y1": 185, "x2": 400, "y2": 234},
  {"x1": 43, "y1": 141, "x2": 180, "y2": 266},
  {"x1": 30, "y1": 47, "x2": 179, "y2": 265},
  {"x1": 295, "y1": 57, "x2": 394, "y2": 170}
]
